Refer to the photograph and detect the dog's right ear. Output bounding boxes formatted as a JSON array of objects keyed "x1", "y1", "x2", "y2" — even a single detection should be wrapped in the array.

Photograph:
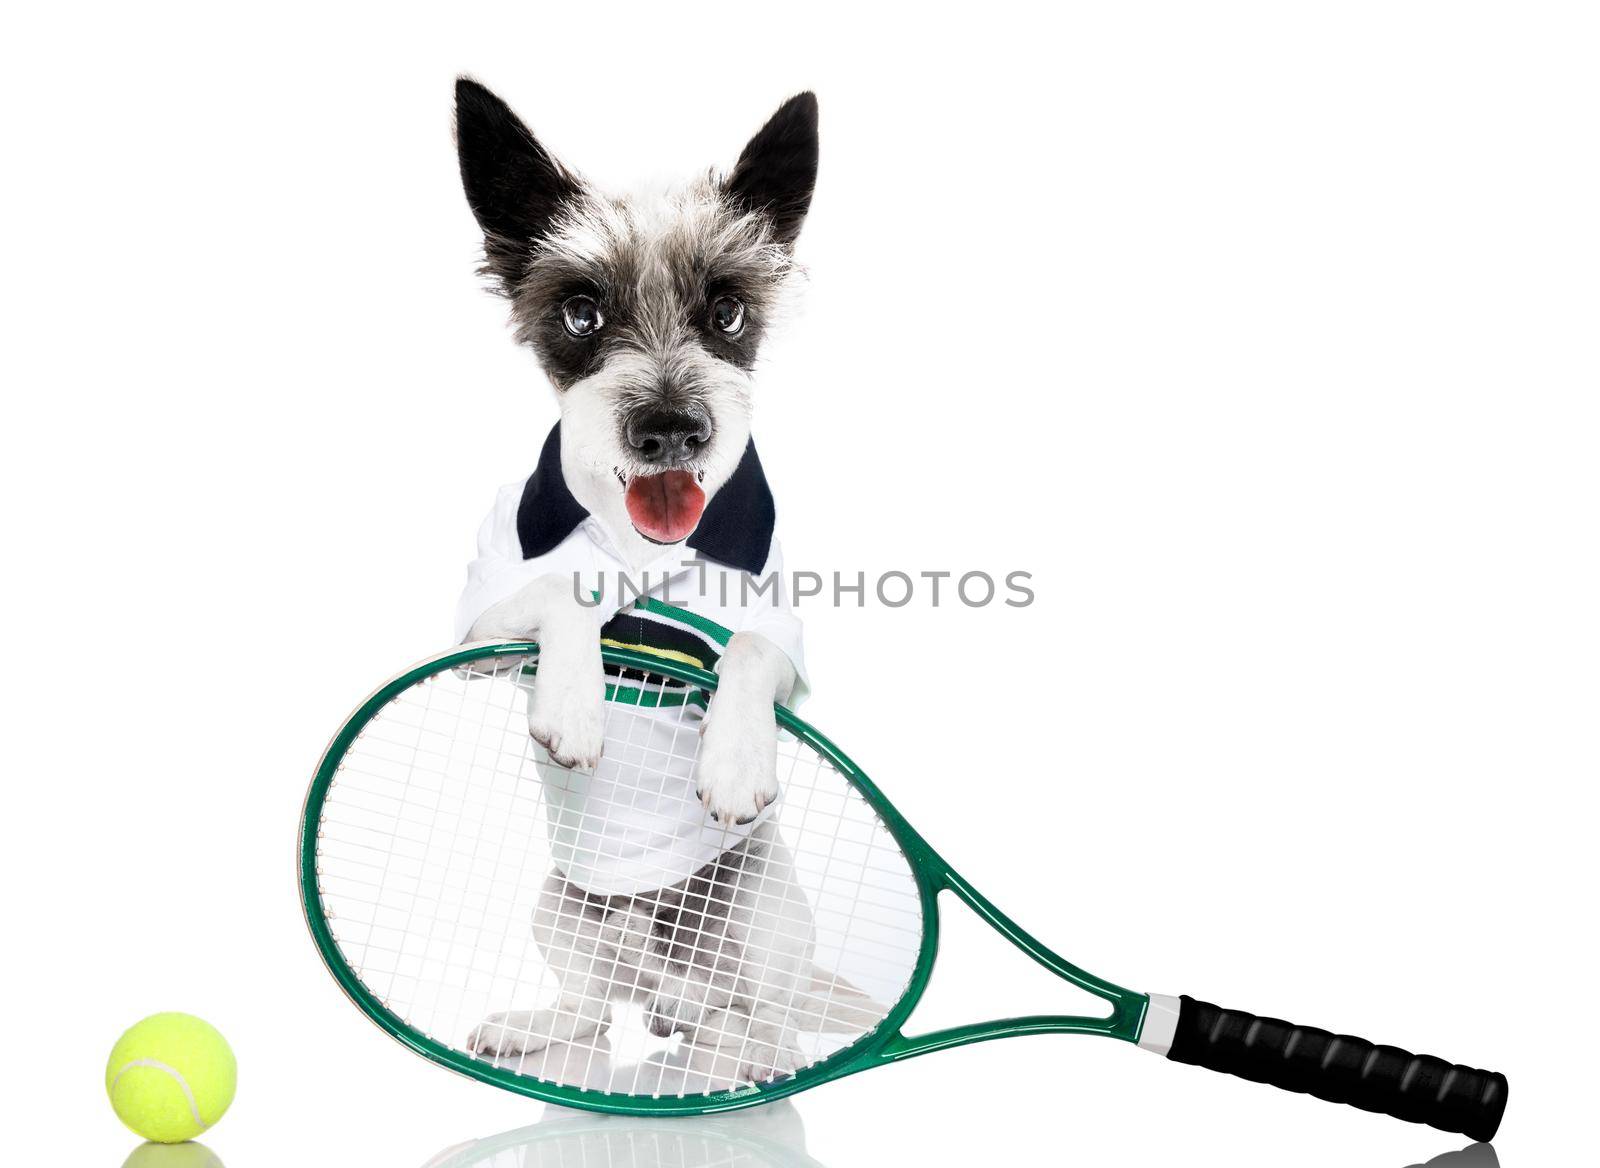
[
  {"x1": 724, "y1": 92, "x2": 819, "y2": 251},
  {"x1": 454, "y1": 77, "x2": 581, "y2": 290}
]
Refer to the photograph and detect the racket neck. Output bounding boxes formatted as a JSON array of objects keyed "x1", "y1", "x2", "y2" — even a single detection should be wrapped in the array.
[{"x1": 880, "y1": 865, "x2": 1148, "y2": 1064}]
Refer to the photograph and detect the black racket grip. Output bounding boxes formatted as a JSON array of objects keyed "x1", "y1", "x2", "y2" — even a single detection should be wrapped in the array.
[{"x1": 1167, "y1": 995, "x2": 1508, "y2": 1141}]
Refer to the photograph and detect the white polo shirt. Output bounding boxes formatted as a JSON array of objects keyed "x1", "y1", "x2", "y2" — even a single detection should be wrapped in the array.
[{"x1": 455, "y1": 424, "x2": 808, "y2": 896}]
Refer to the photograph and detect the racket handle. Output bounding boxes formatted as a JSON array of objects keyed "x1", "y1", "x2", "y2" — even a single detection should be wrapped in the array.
[{"x1": 1164, "y1": 995, "x2": 1508, "y2": 1141}]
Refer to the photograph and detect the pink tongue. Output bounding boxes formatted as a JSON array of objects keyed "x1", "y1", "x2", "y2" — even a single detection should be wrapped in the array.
[{"x1": 625, "y1": 470, "x2": 706, "y2": 543}]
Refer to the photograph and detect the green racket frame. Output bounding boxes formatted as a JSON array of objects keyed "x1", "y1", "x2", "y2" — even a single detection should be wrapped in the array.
[{"x1": 299, "y1": 641, "x2": 1149, "y2": 1114}]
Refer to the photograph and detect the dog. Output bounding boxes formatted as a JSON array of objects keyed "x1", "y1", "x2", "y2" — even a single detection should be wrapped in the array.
[{"x1": 447, "y1": 79, "x2": 877, "y2": 1086}]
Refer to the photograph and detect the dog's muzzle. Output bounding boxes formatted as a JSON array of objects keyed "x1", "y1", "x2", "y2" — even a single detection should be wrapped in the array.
[{"x1": 625, "y1": 405, "x2": 713, "y2": 469}]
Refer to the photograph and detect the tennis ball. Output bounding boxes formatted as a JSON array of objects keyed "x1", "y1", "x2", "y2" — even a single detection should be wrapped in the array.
[{"x1": 105, "y1": 1013, "x2": 236, "y2": 1144}]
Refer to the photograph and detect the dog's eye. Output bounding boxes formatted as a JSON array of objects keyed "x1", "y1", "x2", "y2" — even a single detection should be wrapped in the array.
[
  {"x1": 710, "y1": 295, "x2": 745, "y2": 336},
  {"x1": 561, "y1": 295, "x2": 604, "y2": 338}
]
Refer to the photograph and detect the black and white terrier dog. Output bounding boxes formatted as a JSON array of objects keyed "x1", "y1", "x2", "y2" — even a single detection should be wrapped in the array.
[
  {"x1": 454, "y1": 77, "x2": 813, "y2": 814},
  {"x1": 452, "y1": 80, "x2": 872, "y2": 1085}
]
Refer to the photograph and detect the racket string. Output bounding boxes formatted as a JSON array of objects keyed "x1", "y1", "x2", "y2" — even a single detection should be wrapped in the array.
[{"x1": 316, "y1": 653, "x2": 923, "y2": 1097}]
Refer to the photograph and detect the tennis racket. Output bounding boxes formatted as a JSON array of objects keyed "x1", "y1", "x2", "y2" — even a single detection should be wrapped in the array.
[{"x1": 300, "y1": 641, "x2": 1507, "y2": 1139}]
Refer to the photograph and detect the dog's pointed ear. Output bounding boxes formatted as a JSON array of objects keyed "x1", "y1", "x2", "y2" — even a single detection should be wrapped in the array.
[
  {"x1": 454, "y1": 77, "x2": 582, "y2": 289},
  {"x1": 723, "y1": 92, "x2": 819, "y2": 250}
]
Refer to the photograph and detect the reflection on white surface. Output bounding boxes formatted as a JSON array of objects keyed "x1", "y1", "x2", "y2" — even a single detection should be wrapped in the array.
[
  {"x1": 119, "y1": 1143, "x2": 225, "y2": 1168},
  {"x1": 419, "y1": 1102, "x2": 819, "y2": 1168},
  {"x1": 104, "y1": 1106, "x2": 1500, "y2": 1168},
  {"x1": 417, "y1": 1099, "x2": 1501, "y2": 1168},
  {"x1": 1406, "y1": 1146, "x2": 1499, "y2": 1168}
]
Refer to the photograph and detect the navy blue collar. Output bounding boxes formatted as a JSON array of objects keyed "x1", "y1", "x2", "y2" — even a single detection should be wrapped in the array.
[{"x1": 517, "y1": 423, "x2": 776, "y2": 574}]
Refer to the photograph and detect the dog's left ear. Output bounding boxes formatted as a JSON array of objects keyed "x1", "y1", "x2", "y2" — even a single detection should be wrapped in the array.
[{"x1": 724, "y1": 92, "x2": 819, "y2": 250}]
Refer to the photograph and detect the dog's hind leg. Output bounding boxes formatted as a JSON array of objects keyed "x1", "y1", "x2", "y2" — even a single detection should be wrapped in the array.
[
  {"x1": 467, "y1": 871, "x2": 615, "y2": 1058},
  {"x1": 675, "y1": 823, "x2": 816, "y2": 1084},
  {"x1": 641, "y1": 877, "x2": 743, "y2": 1039},
  {"x1": 638, "y1": 834, "x2": 778, "y2": 1039},
  {"x1": 644, "y1": 942, "x2": 741, "y2": 1039}
]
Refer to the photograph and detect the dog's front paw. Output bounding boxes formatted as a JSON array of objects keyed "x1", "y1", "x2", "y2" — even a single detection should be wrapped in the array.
[
  {"x1": 467, "y1": 1010, "x2": 546, "y2": 1058},
  {"x1": 738, "y1": 1033, "x2": 803, "y2": 1084},
  {"x1": 527, "y1": 648, "x2": 605, "y2": 770},
  {"x1": 694, "y1": 705, "x2": 778, "y2": 826}
]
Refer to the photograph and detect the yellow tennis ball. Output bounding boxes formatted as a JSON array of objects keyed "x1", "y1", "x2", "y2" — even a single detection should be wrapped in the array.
[{"x1": 105, "y1": 1013, "x2": 236, "y2": 1144}]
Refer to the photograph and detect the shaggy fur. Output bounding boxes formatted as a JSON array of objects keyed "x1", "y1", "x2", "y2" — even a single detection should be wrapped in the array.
[
  {"x1": 452, "y1": 80, "x2": 846, "y2": 1087},
  {"x1": 508, "y1": 183, "x2": 800, "y2": 381},
  {"x1": 455, "y1": 78, "x2": 817, "y2": 573}
]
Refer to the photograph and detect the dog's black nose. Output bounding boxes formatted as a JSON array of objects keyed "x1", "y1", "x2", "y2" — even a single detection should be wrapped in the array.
[{"x1": 626, "y1": 406, "x2": 712, "y2": 467}]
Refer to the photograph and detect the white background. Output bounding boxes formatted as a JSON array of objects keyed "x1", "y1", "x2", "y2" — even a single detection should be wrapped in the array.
[{"x1": 3, "y1": 3, "x2": 1595, "y2": 1165}]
